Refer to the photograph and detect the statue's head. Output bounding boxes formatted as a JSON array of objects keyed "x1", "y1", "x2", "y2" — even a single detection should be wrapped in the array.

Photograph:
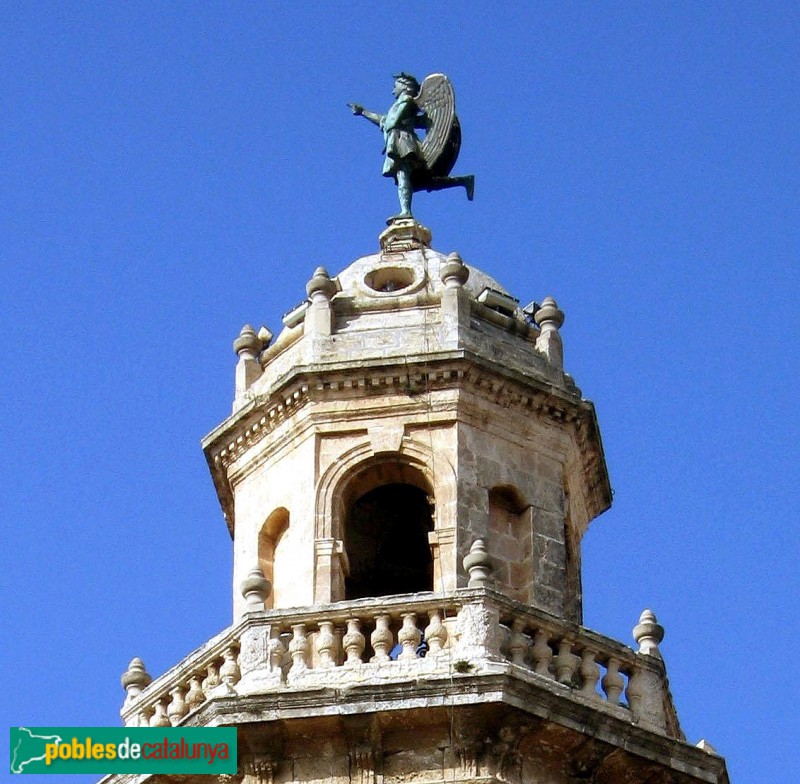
[{"x1": 393, "y1": 72, "x2": 420, "y2": 97}]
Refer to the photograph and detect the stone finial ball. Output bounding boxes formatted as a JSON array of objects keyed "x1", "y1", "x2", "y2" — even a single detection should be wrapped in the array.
[
  {"x1": 233, "y1": 324, "x2": 261, "y2": 357},
  {"x1": 633, "y1": 608, "x2": 665, "y2": 652},
  {"x1": 306, "y1": 266, "x2": 337, "y2": 299},
  {"x1": 534, "y1": 297, "x2": 565, "y2": 329},
  {"x1": 440, "y1": 252, "x2": 470, "y2": 286},
  {"x1": 121, "y1": 657, "x2": 152, "y2": 689},
  {"x1": 240, "y1": 566, "x2": 272, "y2": 602}
]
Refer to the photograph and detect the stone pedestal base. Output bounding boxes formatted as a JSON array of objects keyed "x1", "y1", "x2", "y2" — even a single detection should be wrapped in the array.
[{"x1": 379, "y1": 218, "x2": 432, "y2": 252}]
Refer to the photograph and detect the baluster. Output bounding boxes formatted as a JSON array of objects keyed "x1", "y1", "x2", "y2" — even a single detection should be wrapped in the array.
[
  {"x1": 370, "y1": 614, "x2": 393, "y2": 663},
  {"x1": 122, "y1": 712, "x2": 140, "y2": 729},
  {"x1": 532, "y1": 629, "x2": 553, "y2": 677},
  {"x1": 508, "y1": 618, "x2": 531, "y2": 666},
  {"x1": 288, "y1": 623, "x2": 310, "y2": 677},
  {"x1": 601, "y1": 657, "x2": 625, "y2": 705},
  {"x1": 185, "y1": 675, "x2": 205, "y2": 712},
  {"x1": 167, "y1": 685, "x2": 188, "y2": 725},
  {"x1": 137, "y1": 706, "x2": 154, "y2": 728},
  {"x1": 579, "y1": 650, "x2": 601, "y2": 699},
  {"x1": 424, "y1": 609, "x2": 448, "y2": 655},
  {"x1": 151, "y1": 699, "x2": 171, "y2": 727},
  {"x1": 398, "y1": 613, "x2": 422, "y2": 660},
  {"x1": 316, "y1": 621, "x2": 338, "y2": 667},
  {"x1": 201, "y1": 661, "x2": 221, "y2": 696},
  {"x1": 269, "y1": 630, "x2": 287, "y2": 676},
  {"x1": 217, "y1": 646, "x2": 241, "y2": 695},
  {"x1": 342, "y1": 618, "x2": 366, "y2": 666},
  {"x1": 555, "y1": 640, "x2": 579, "y2": 686}
]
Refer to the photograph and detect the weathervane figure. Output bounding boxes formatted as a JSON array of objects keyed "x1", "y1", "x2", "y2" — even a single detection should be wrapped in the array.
[{"x1": 349, "y1": 72, "x2": 474, "y2": 221}]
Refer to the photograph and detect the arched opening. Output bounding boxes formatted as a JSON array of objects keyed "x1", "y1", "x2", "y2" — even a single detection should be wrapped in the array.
[
  {"x1": 488, "y1": 485, "x2": 532, "y2": 603},
  {"x1": 344, "y1": 470, "x2": 434, "y2": 600},
  {"x1": 258, "y1": 507, "x2": 289, "y2": 609}
]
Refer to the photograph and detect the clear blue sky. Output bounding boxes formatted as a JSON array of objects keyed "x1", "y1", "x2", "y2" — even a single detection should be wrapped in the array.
[{"x1": 2, "y1": 4, "x2": 797, "y2": 782}]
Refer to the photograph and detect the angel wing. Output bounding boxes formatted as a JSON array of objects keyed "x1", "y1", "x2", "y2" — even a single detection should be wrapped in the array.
[{"x1": 415, "y1": 73, "x2": 460, "y2": 174}]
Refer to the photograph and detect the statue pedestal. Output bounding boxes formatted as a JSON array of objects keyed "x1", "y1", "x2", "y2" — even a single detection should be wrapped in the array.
[{"x1": 379, "y1": 218, "x2": 432, "y2": 253}]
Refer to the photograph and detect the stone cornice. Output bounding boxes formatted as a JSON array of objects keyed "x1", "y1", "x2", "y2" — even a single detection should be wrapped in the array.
[
  {"x1": 100, "y1": 692, "x2": 724, "y2": 784},
  {"x1": 183, "y1": 673, "x2": 723, "y2": 784},
  {"x1": 202, "y1": 352, "x2": 610, "y2": 534}
]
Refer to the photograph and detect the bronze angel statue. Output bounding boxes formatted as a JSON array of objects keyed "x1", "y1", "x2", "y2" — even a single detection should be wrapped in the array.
[{"x1": 349, "y1": 72, "x2": 474, "y2": 220}]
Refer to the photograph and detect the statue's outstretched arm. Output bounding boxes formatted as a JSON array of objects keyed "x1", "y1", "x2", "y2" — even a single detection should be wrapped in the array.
[{"x1": 347, "y1": 103, "x2": 382, "y2": 127}]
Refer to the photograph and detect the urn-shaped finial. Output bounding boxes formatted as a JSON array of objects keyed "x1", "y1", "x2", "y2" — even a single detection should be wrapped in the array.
[
  {"x1": 121, "y1": 657, "x2": 152, "y2": 691},
  {"x1": 306, "y1": 266, "x2": 337, "y2": 300},
  {"x1": 240, "y1": 566, "x2": 272, "y2": 611},
  {"x1": 233, "y1": 323, "x2": 261, "y2": 360},
  {"x1": 633, "y1": 608, "x2": 665, "y2": 658},
  {"x1": 440, "y1": 252, "x2": 470, "y2": 288},
  {"x1": 534, "y1": 296, "x2": 565, "y2": 331},
  {"x1": 534, "y1": 296, "x2": 565, "y2": 369},
  {"x1": 463, "y1": 539, "x2": 494, "y2": 588}
]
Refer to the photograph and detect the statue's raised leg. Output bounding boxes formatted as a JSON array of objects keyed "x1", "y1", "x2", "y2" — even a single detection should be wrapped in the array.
[{"x1": 420, "y1": 176, "x2": 475, "y2": 201}]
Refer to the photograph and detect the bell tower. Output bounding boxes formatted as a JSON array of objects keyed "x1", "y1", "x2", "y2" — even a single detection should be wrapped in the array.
[
  {"x1": 203, "y1": 220, "x2": 610, "y2": 628},
  {"x1": 113, "y1": 219, "x2": 730, "y2": 784}
]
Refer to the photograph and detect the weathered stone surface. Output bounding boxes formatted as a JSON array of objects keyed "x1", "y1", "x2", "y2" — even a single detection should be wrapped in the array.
[{"x1": 106, "y1": 237, "x2": 728, "y2": 784}]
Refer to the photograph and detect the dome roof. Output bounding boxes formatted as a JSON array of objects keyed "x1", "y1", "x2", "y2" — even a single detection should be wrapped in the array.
[{"x1": 333, "y1": 247, "x2": 513, "y2": 304}]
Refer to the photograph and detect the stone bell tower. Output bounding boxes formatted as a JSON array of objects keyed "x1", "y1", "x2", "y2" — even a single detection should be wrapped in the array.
[
  {"x1": 205, "y1": 218, "x2": 608, "y2": 627},
  {"x1": 112, "y1": 219, "x2": 731, "y2": 784}
]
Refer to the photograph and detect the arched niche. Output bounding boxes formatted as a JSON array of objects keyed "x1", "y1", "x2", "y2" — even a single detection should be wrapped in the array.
[
  {"x1": 257, "y1": 507, "x2": 289, "y2": 610},
  {"x1": 488, "y1": 485, "x2": 533, "y2": 603}
]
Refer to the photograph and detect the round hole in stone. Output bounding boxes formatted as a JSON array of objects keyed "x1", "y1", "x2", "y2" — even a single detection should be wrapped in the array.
[{"x1": 364, "y1": 267, "x2": 416, "y2": 293}]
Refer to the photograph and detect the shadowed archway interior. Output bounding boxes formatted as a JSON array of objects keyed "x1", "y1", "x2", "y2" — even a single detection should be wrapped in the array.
[{"x1": 344, "y1": 483, "x2": 434, "y2": 599}]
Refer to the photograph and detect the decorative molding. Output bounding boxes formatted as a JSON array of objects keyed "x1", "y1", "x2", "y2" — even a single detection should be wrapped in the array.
[
  {"x1": 213, "y1": 383, "x2": 310, "y2": 470},
  {"x1": 205, "y1": 357, "x2": 609, "y2": 536},
  {"x1": 210, "y1": 361, "x2": 587, "y2": 472}
]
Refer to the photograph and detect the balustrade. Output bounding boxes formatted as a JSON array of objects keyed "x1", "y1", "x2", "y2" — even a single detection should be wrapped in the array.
[
  {"x1": 119, "y1": 590, "x2": 676, "y2": 738},
  {"x1": 495, "y1": 606, "x2": 673, "y2": 733}
]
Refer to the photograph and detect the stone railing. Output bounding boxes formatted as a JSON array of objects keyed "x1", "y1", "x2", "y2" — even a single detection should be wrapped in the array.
[{"x1": 119, "y1": 589, "x2": 681, "y2": 739}]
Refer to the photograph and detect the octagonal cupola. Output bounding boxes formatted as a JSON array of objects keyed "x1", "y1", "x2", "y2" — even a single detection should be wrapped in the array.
[{"x1": 203, "y1": 219, "x2": 610, "y2": 624}]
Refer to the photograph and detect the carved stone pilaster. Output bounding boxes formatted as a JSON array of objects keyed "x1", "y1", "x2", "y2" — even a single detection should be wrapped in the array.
[
  {"x1": 627, "y1": 663, "x2": 669, "y2": 733},
  {"x1": 243, "y1": 753, "x2": 277, "y2": 784},
  {"x1": 489, "y1": 723, "x2": 529, "y2": 784},
  {"x1": 343, "y1": 715, "x2": 382, "y2": 784},
  {"x1": 237, "y1": 624, "x2": 285, "y2": 695},
  {"x1": 567, "y1": 737, "x2": 615, "y2": 784},
  {"x1": 450, "y1": 710, "x2": 486, "y2": 780},
  {"x1": 453, "y1": 597, "x2": 502, "y2": 662},
  {"x1": 314, "y1": 538, "x2": 347, "y2": 603}
]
